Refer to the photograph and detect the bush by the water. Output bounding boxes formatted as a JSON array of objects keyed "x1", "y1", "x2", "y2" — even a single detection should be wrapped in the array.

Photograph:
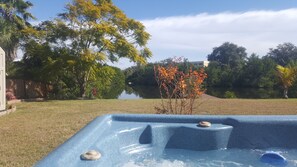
[{"x1": 224, "y1": 91, "x2": 237, "y2": 98}]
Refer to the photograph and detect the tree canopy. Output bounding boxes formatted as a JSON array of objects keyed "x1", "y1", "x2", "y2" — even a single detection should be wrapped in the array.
[
  {"x1": 206, "y1": 42, "x2": 247, "y2": 87},
  {"x1": 0, "y1": 0, "x2": 35, "y2": 62},
  {"x1": 267, "y1": 43, "x2": 297, "y2": 67},
  {"x1": 22, "y1": 0, "x2": 152, "y2": 97},
  {"x1": 207, "y1": 42, "x2": 247, "y2": 70}
]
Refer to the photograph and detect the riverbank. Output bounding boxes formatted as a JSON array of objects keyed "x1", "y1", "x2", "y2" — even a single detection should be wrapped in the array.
[{"x1": 0, "y1": 99, "x2": 297, "y2": 166}]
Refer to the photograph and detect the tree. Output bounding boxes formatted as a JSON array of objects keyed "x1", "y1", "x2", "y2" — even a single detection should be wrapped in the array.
[
  {"x1": 267, "y1": 43, "x2": 297, "y2": 66},
  {"x1": 93, "y1": 66, "x2": 125, "y2": 99},
  {"x1": 276, "y1": 65, "x2": 297, "y2": 98},
  {"x1": 206, "y1": 42, "x2": 247, "y2": 87},
  {"x1": 23, "y1": 0, "x2": 152, "y2": 97},
  {"x1": 125, "y1": 63, "x2": 156, "y2": 86},
  {"x1": 241, "y1": 54, "x2": 277, "y2": 88},
  {"x1": 206, "y1": 61, "x2": 234, "y2": 87},
  {"x1": 124, "y1": 58, "x2": 193, "y2": 86},
  {"x1": 241, "y1": 54, "x2": 263, "y2": 87},
  {"x1": 0, "y1": 0, "x2": 35, "y2": 62},
  {"x1": 207, "y1": 42, "x2": 247, "y2": 70},
  {"x1": 205, "y1": 61, "x2": 221, "y2": 87}
]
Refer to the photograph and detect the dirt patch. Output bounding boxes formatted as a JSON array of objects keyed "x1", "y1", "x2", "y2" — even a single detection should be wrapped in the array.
[{"x1": 201, "y1": 94, "x2": 219, "y2": 99}]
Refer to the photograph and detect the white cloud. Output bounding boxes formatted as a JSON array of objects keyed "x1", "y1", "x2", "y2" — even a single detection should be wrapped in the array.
[
  {"x1": 141, "y1": 9, "x2": 297, "y2": 63},
  {"x1": 24, "y1": 9, "x2": 297, "y2": 69}
]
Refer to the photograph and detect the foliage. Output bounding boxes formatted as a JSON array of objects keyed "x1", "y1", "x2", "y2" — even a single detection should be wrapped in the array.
[
  {"x1": 88, "y1": 66, "x2": 125, "y2": 99},
  {"x1": 21, "y1": 0, "x2": 151, "y2": 98},
  {"x1": 224, "y1": 91, "x2": 237, "y2": 98},
  {"x1": 19, "y1": 41, "x2": 126, "y2": 99},
  {"x1": 125, "y1": 63, "x2": 156, "y2": 86},
  {"x1": 240, "y1": 54, "x2": 277, "y2": 88},
  {"x1": 124, "y1": 42, "x2": 297, "y2": 100},
  {"x1": 276, "y1": 64, "x2": 297, "y2": 98},
  {"x1": 206, "y1": 61, "x2": 233, "y2": 87},
  {"x1": 0, "y1": 0, "x2": 35, "y2": 62},
  {"x1": 205, "y1": 42, "x2": 282, "y2": 89},
  {"x1": 13, "y1": 41, "x2": 79, "y2": 99},
  {"x1": 208, "y1": 42, "x2": 247, "y2": 70},
  {"x1": 267, "y1": 43, "x2": 297, "y2": 66},
  {"x1": 125, "y1": 58, "x2": 194, "y2": 86},
  {"x1": 154, "y1": 61, "x2": 207, "y2": 115},
  {"x1": 206, "y1": 42, "x2": 247, "y2": 87}
]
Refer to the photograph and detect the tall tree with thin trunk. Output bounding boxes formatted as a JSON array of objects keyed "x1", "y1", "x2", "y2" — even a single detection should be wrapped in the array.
[{"x1": 0, "y1": 0, "x2": 35, "y2": 62}]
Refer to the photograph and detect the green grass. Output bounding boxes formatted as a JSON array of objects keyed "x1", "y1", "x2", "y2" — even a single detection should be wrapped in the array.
[{"x1": 0, "y1": 99, "x2": 297, "y2": 166}]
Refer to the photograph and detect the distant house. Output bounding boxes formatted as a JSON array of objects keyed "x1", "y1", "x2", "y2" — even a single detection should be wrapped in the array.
[{"x1": 190, "y1": 61, "x2": 210, "y2": 67}]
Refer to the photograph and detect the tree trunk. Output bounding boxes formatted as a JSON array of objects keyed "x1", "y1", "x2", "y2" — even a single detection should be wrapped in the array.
[
  {"x1": 78, "y1": 76, "x2": 87, "y2": 98},
  {"x1": 283, "y1": 88, "x2": 288, "y2": 99},
  {"x1": 79, "y1": 82, "x2": 86, "y2": 98},
  {"x1": 77, "y1": 72, "x2": 88, "y2": 98}
]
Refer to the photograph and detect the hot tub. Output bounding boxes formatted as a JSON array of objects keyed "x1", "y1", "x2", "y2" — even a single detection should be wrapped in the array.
[{"x1": 36, "y1": 114, "x2": 297, "y2": 166}]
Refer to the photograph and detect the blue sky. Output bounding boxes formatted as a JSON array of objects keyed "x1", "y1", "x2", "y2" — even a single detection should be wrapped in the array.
[
  {"x1": 30, "y1": 0, "x2": 297, "y2": 20},
  {"x1": 28, "y1": 0, "x2": 297, "y2": 68}
]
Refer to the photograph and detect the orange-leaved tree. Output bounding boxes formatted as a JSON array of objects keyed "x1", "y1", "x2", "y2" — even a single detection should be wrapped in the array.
[{"x1": 154, "y1": 61, "x2": 207, "y2": 115}]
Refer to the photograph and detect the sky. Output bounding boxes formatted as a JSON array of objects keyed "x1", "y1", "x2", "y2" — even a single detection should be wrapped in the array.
[{"x1": 28, "y1": 0, "x2": 297, "y2": 68}]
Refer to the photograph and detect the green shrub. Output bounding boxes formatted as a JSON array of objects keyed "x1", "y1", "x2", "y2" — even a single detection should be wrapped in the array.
[{"x1": 224, "y1": 91, "x2": 237, "y2": 98}]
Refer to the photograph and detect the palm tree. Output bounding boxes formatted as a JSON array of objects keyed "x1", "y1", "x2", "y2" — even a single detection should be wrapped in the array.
[
  {"x1": 276, "y1": 65, "x2": 297, "y2": 98},
  {"x1": 0, "y1": 0, "x2": 35, "y2": 62}
]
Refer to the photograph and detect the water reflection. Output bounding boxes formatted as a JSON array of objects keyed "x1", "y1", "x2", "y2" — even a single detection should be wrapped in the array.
[
  {"x1": 117, "y1": 86, "x2": 296, "y2": 99},
  {"x1": 118, "y1": 86, "x2": 160, "y2": 99},
  {"x1": 118, "y1": 90, "x2": 142, "y2": 99},
  {"x1": 206, "y1": 87, "x2": 283, "y2": 99},
  {"x1": 100, "y1": 83, "x2": 125, "y2": 99}
]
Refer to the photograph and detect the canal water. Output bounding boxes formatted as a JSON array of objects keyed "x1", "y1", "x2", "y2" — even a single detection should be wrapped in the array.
[{"x1": 117, "y1": 86, "x2": 296, "y2": 99}]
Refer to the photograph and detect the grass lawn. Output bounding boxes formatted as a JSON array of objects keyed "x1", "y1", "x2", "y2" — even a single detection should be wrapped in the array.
[{"x1": 0, "y1": 99, "x2": 297, "y2": 166}]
